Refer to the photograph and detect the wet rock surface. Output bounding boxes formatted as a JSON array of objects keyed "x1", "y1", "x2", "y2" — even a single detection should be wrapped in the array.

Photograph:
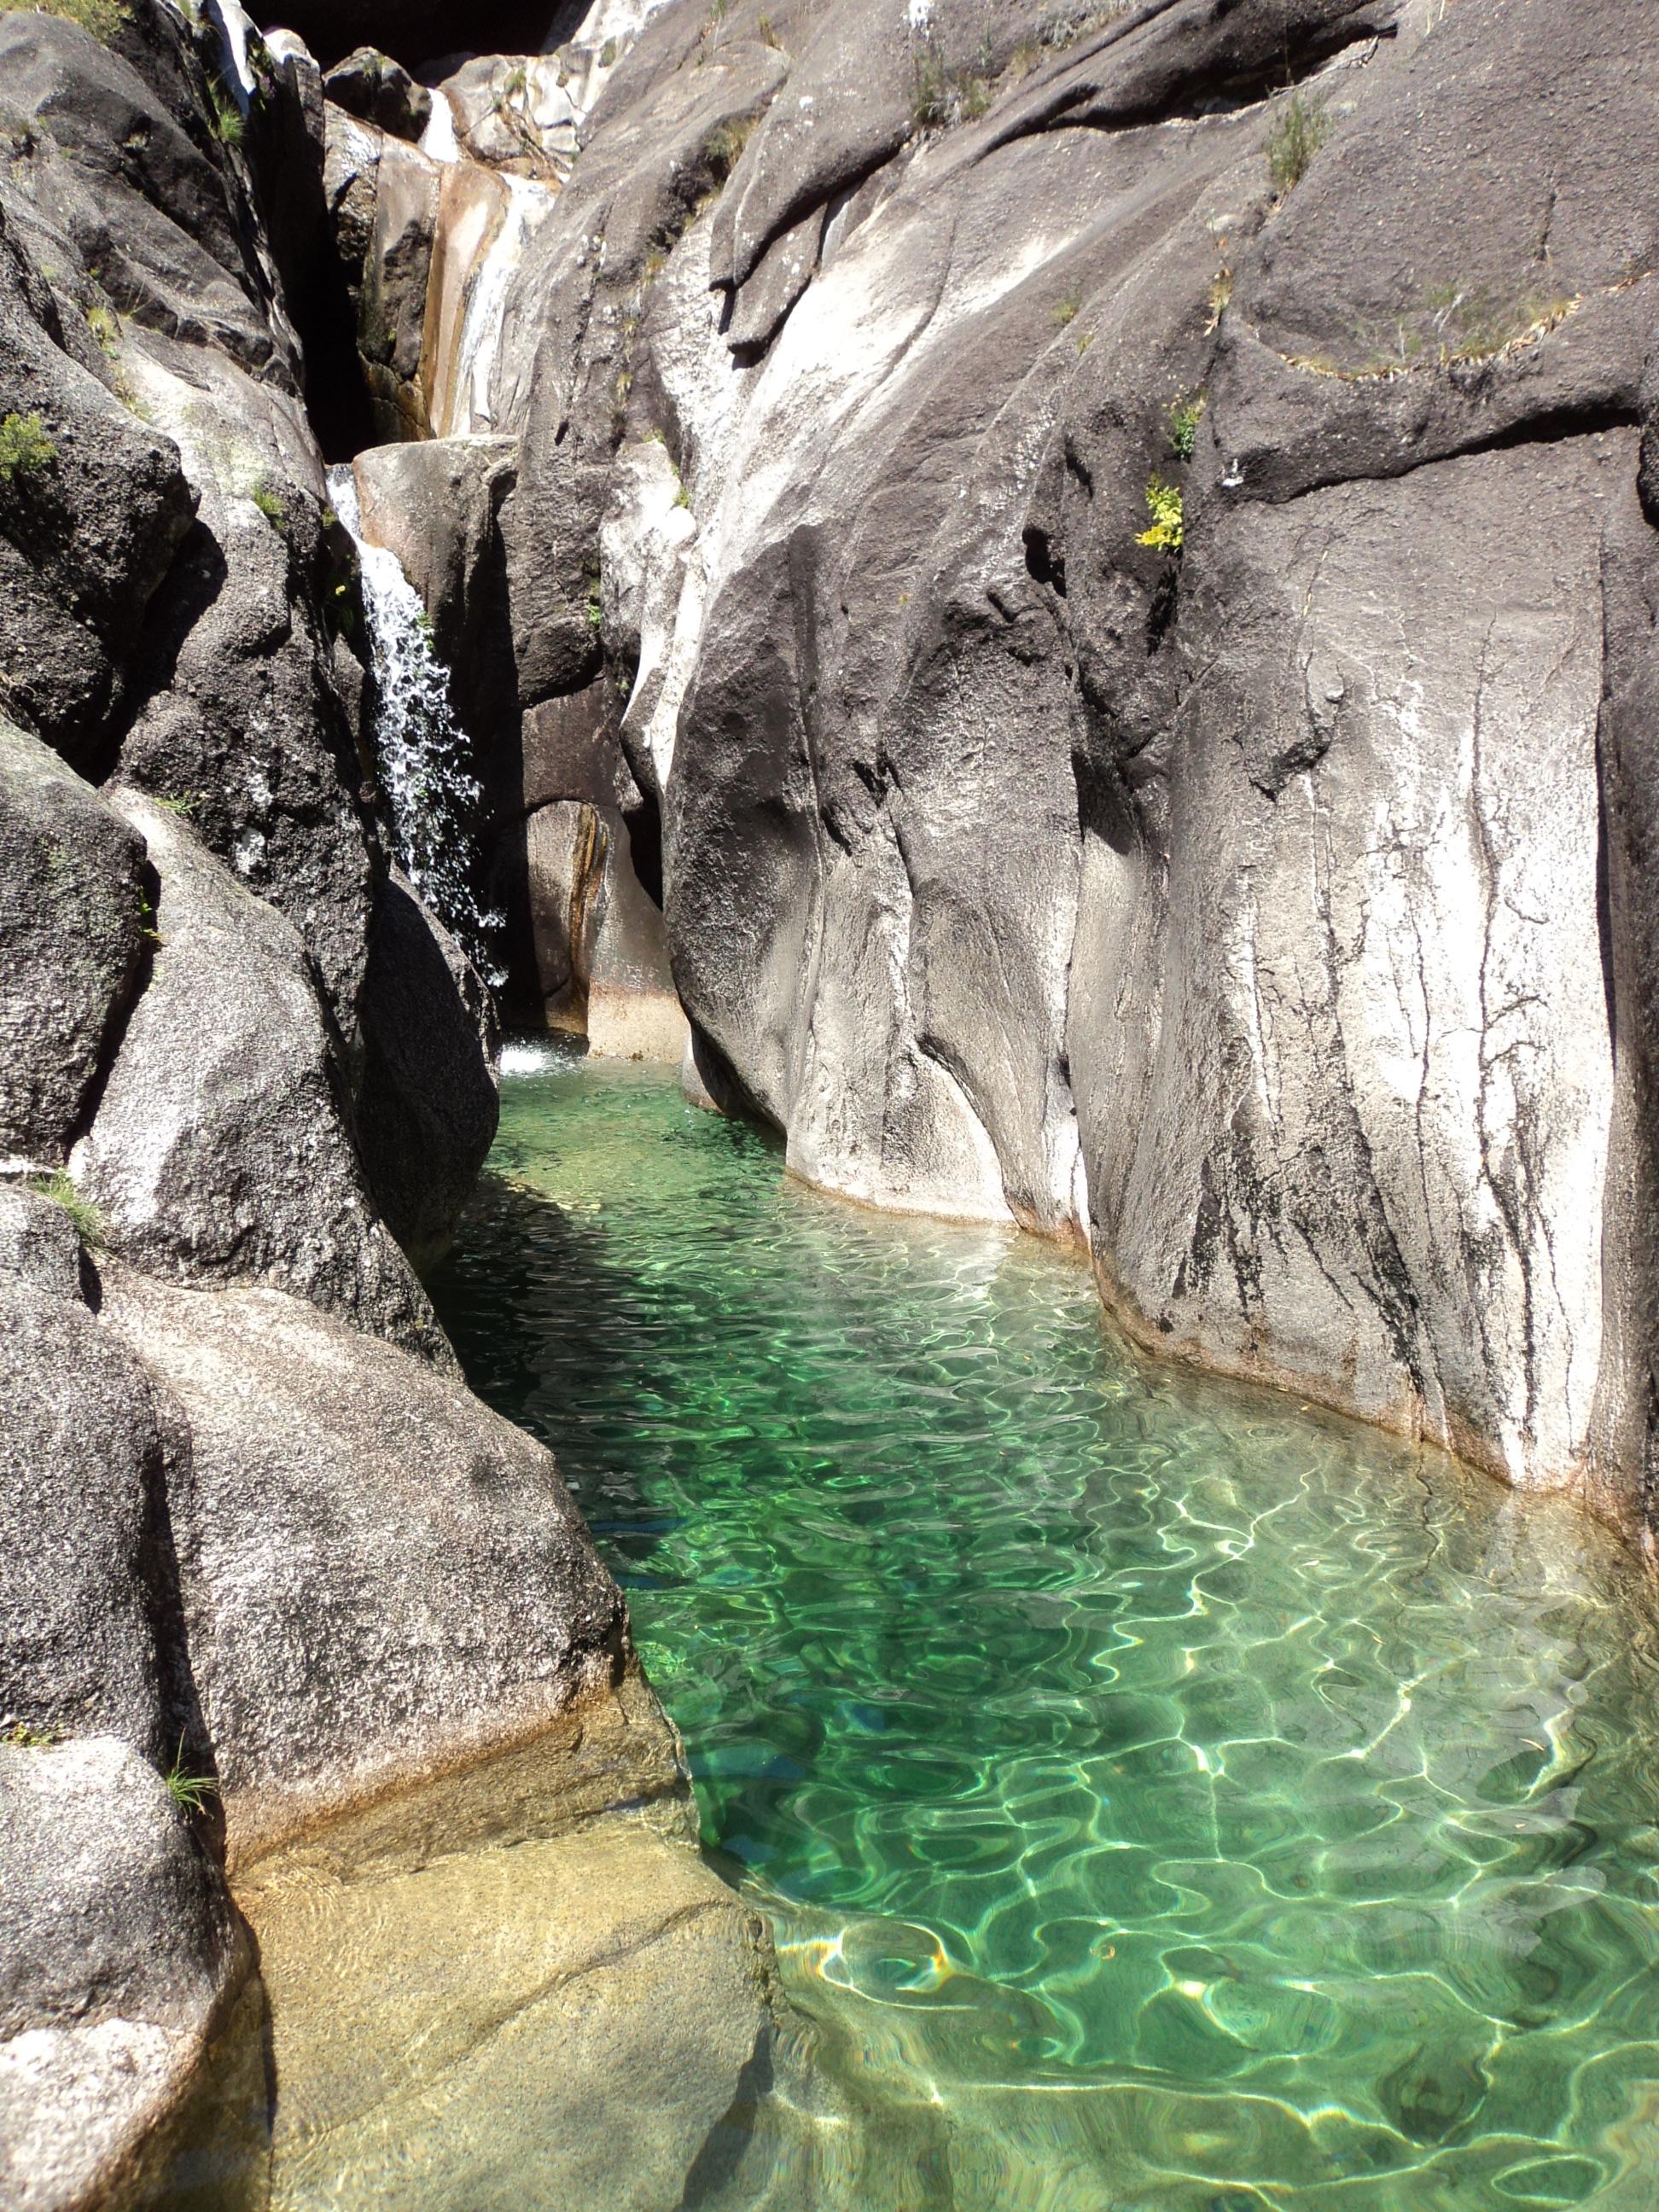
[{"x1": 355, "y1": 867, "x2": 501, "y2": 1266}]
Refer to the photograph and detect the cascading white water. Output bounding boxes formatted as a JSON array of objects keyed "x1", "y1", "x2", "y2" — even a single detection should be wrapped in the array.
[{"x1": 327, "y1": 465, "x2": 503, "y2": 981}]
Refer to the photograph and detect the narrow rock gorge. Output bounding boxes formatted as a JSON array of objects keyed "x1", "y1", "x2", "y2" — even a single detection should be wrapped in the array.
[{"x1": 1, "y1": 0, "x2": 1656, "y2": 2203}]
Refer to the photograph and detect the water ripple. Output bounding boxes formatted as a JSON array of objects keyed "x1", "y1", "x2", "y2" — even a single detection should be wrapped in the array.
[{"x1": 432, "y1": 1051, "x2": 1659, "y2": 2209}]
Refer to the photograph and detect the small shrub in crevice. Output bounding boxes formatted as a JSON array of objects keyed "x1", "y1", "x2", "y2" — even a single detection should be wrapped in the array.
[
  {"x1": 1266, "y1": 90, "x2": 1330, "y2": 198},
  {"x1": 909, "y1": 32, "x2": 999, "y2": 134},
  {"x1": 1136, "y1": 474, "x2": 1184, "y2": 556},
  {"x1": 0, "y1": 410, "x2": 56, "y2": 482},
  {"x1": 911, "y1": 41, "x2": 950, "y2": 129},
  {"x1": 706, "y1": 114, "x2": 754, "y2": 179},
  {"x1": 1167, "y1": 390, "x2": 1206, "y2": 459},
  {"x1": 1051, "y1": 294, "x2": 1081, "y2": 329}
]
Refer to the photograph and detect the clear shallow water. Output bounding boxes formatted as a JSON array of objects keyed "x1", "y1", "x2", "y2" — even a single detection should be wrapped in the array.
[{"x1": 431, "y1": 1049, "x2": 1659, "y2": 2209}]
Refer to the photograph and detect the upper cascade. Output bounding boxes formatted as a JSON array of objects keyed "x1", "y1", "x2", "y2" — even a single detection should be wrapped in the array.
[{"x1": 329, "y1": 464, "x2": 502, "y2": 980}]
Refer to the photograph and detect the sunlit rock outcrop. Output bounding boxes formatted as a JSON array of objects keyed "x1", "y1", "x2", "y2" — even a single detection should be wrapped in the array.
[{"x1": 405, "y1": 0, "x2": 1659, "y2": 1538}]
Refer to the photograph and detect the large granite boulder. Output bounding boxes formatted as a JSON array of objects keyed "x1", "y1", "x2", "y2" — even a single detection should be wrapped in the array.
[
  {"x1": 0, "y1": 0, "x2": 381, "y2": 1031},
  {"x1": 0, "y1": 1738, "x2": 264, "y2": 2212},
  {"x1": 355, "y1": 869, "x2": 500, "y2": 1267},
  {"x1": 323, "y1": 107, "x2": 444, "y2": 442},
  {"x1": 0, "y1": 720, "x2": 147, "y2": 1167},
  {"x1": 73, "y1": 792, "x2": 443, "y2": 1359},
  {"x1": 323, "y1": 45, "x2": 431, "y2": 142},
  {"x1": 97, "y1": 1263, "x2": 682, "y2": 1871},
  {"x1": 0, "y1": 1226, "x2": 182, "y2": 1762}
]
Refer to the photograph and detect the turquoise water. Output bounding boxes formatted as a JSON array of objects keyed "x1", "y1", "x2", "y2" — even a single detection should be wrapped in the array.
[{"x1": 431, "y1": 1048, "x2": 1659, "y2": 2209}]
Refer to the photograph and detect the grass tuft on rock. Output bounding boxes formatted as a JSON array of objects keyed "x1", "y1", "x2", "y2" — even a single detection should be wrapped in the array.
[
  {"x1": 27, "y1": 1170, "x2": 106, "y2": 1248},
  {"x1": 250, "y1": 479, "x2": 288, "y2": 529},
  {"x1": 3, "y1": 1719, "x2": 59, "y2": 1748},
  {"x1": 207, "y1": 77, "x2": 244, "y2": 148},
  {"x1": 165, "y1": 1740, "x2": 220, "y2": 1817}
]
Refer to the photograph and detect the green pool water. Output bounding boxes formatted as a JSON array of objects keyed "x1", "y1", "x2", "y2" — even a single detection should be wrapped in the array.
[{"x1": 430, "y1": 1046, "x2": 1659, "y2": 2210}]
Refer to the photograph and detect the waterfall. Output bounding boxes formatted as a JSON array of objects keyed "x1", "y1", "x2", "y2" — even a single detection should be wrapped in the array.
[{"x1": 327, "y1": 465, "x2": 503, "y2": 982}]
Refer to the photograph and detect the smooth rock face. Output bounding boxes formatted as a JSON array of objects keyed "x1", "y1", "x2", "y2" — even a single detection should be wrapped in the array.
[
  {"x1": 96, "y1": 1264, "x2": 674, "y2": 1869},
  {"x1": 0, "y1": 719, "x2": 147, "y2": 1165},
  {"x1": 0, "y1": 1738, "x2": 264, "y2": 2212},
  {"x1": 432, "y1": 0, "x2": 1659, "y2": 1535},
  {"x1": 0, "y1": 1262, "x2": 181, "y2": 1761},
  {"x1": 355, "y1": 869, "x2": 500, "y2": 1266},
  {"x1": 74, "y1": 794, "x2": 444, "y2": 1359},
  {"x1": 1082, "y1": 439, "x2": 1621, "y2": 1488}
]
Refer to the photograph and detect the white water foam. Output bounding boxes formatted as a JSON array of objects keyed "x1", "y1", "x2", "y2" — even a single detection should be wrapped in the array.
[{"x1": 498, "y1": 1040, "x2": 575, "y2": 1078}]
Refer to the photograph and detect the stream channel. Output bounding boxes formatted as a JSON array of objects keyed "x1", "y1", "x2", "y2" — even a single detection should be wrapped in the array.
[{"x1": 308, "y1": 1045, "x2": 1659, "y2": 2208}]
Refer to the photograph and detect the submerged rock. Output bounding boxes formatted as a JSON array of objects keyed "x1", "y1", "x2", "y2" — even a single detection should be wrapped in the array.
[{"x1": 244, "y1": 1816, "x2": 781, "y2": 2212}]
